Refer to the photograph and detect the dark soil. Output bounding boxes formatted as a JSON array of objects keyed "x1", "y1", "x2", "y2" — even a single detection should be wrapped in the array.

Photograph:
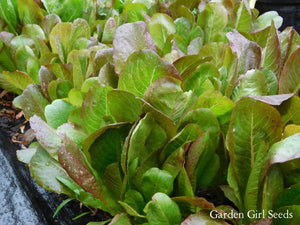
[{"x1": 0, "y1": 89, "x2": 109, "y2": 225}]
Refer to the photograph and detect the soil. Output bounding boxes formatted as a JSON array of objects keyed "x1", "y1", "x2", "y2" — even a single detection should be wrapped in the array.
[{"x1": 0, "y1": 89, "x2": 110, "y2": 225}]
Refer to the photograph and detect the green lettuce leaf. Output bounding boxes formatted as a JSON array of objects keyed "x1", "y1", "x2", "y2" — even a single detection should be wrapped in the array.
[
  {"x1": 113, "y1": 21, "x2": 156, "y2": 74},
  {"x1": 118, "y1": 50, "x2": 180, "y2": 98}
]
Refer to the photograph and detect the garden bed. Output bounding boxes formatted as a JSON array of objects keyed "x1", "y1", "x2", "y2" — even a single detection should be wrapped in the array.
[
  {"x1": 0, "y1": 90, "x2": 106, "y2": 225},
  {"x1": 0, "y1": 1, "x2": 300, "y2": 225}
]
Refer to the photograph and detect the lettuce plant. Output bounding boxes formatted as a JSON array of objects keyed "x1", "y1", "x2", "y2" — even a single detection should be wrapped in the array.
[{"x1": 0, "y1": 0, "x2": 299, "y2": 224}]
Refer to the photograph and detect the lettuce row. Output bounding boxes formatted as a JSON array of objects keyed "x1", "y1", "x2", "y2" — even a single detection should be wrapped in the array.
[{"x1": 0, "y1": 0, "x2": 299, "y2": 224}]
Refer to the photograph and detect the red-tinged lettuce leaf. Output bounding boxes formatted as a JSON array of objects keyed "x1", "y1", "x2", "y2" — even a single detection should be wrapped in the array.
[
  {"x1": 113, "y1": 21, "x2": 156, "y2": 74},
  {"x1": 226, "y1": 97, "x2": 282, "y2": 215},
  {"x1": 126, "y1": 113, "x2": 167, "y2": 175},
  {"x1": 81, "y1": 77, "x2": 98, "y2": 93},
  {"x1": 235, "y1": 0, "x2": 252, "y2": 32},
  {"x1": 143, "y1": 76, "x2": 196, "y2": 124},
  {"x1": 243, "y1": 142, "x2": 269, "y2": 222},
  {"x1": 251, "y1": 27, "x2": 270, "y2": 48},
  {"x1": 232, "y1": 69, "x2": 268, "y2": 102},
  {"x1": 162, "y1": 147, "x2": 185, "y2": 180},
  {"x1": 133, "y1": 151, "x2": 161, "y2": 195},
  {"x1": 173, "y1": 55, "x2": 212, "y2": 78},
  {"x1": 118, "y1": 50, "x2": 180, "y2": 98},
  {"x1": 0, "y1": 44, "x2": 17, "y2": 75},
  {"x1": 107, "y1": 90, "x2": 142, "y2": 123},
  {"x1": 81, "y1": 83, "x2": 113, "y2": 134},
  {"x1": 148, "y1": 13, "x2": 176, "y2": 52},
  {"x1": 103, "y1": 162, "x2": 123, "y2": 200},
  {"x1": 268, "y1": 133, "x2": 300, "y2": 165},
  {"x1": 29, "y1": 146, "x2": 74, "y2": 196},
  {"x1": 56, "y1": 176, "x2": 104, "y2": 209},
  {"x1": 122, "y1": 3, "x2": 148, "y2": 23},
  {"x1": 191, "y1": 90, "x2": 235, "y2": 125},
  {"x1": 26, "y1": 57, "x2": 40, "y2": 84},
  {"x1": 49, "y1": 22, "x2": 72, "y2": 61},
  {"x1": 98, "y1": 63, "x2": 118, "y2": 88},
  {"x1": 187, "y1": 37, "x2": 203, "y2": 55},
  {"x1": 200, "y1": 153, "x2": 221, "y2": 187},
  {"x1": 273, "y1": 183, "x2": 300, "y2": 210},
  {"x1": 67, "y1": 88, "x2": 84, "y2": 107},
  {"x1": 179, "y1": 108, "x2": 220, "y2": 150},
  {"x1": 253, "y1": 11, "x2": 283, "y2": 31},
  {"x1": 49, "y1": 19, "x2": 90, "y2": 63},
  {"x1": 279, "y1": 47, "x2": 300, "y2": 94},
  {"x1": 82, "y1": 123, "x2": 130, "y2": 163},
  {"x1": 2, "y1": 71, "x2": 34, "y2": 91},
  {"x1": 169, "y1": 0, "x2": 201, "y2": 18},
  {"x1": 93, "y1": 48, "x2": 113, "y2": 77},
  {"x1": 141, "y1": 168, "x2": 174, "y2": 202},
  {"x1": 58, "y1": 134, "x2": 120, "y2": 214},
  {"x1": 261, "y1": 68, "x2": 278, "y2": 95},
  {"x1": 160, "y1": 123, "x2": 203, "y2": 163},
  {"x1": 181, "y1": 210, "x2": 230, "y2": 225},
  {"x1": 41, "y1": 14, "x2": 61, "y2": 37},
  {"x1": 173, "y1": 168, "x2": 194, "y2": 198},
  {"x1": 68, "y1": 106, "x2": 82, "y2": 126},
  {"x1": 173, "y1": 196, "x2": 215, "y2": 216},
  {"x1": 39, "y1": 65, "x2": 57, "y2": 100},
  {"x1": 261, "y1": 165, "x2": 284, "y2": 213},
  {"x1": 280, "y1": 27, "x2": 300, "y2": 65},
  {"x1": 0, "y1": 31, "x2": 15, "y2": 46},
  {"x1": 45, "y1": 99, "x2": 75, "y2": 129},
  {"x1": 175, "y1": 6, "x2": 195, "y2": 32},
  {"x1": 278, "y1": 96, "x2": 300, "y2": 126},
  {"x1": 15, "y1": 46, "x2": 35, "y2": 71},
  {"x1": 198, "y1": 42, "x2": 229, "y2": 69},
  {"x1": 141, "y1": 99, "x2": 177, "y2": 140},
  {"x1": 197, "y1": 2, "x2": 228, "y2": 43},
  {"x1": 17, "y1": 147, "x2": 37, "y2": 164},
  {"x1": 87, "y1": 124, "x2": 131, "y2": 178},
  {"x1": 102, "y1": 17, "x2": 117, "y2": 44},
  {"x1": 56, "y1": 122, "x2": 87, "y2": 149},
  {"x1": 18, "y1": 0, "x2": 43, "y2": 25},
  {"x1": 144, "y1": 193, "x2": 181, "y2": 225},
  {"x1": 186, "y1": 132, "x2": 220, "y2": 190},
  {"x1": 10, "y1": 35, "x2": 35, "y2": 59},
  {"x1": 20, "y1": 84, "x2": 50, "y2": 120},
  {"x1": 250, "y1": 93, "x2": 294, "y2": 106},
  {"x1": 220, "y1": 185, "x2": 240, "y2": 210},
  {"x1": 221, "y1": 47, "x2": 238, "y2": 98},
  {"x1": 47, "y1": 79, "x2": 72, "y2": 101},
  {"x1": 30, "y1": 115, "x2": 61, "y2": 160},
  {"x1": 183, "y1": 62, "x2": 221, "y2": 96},
  {"x1": 126, "y1": 118, "x2": 167, "y2": 190},
  {"x1": 69, "y1": 18, "x2": 90, "y2": 50},
  {"x1": 45, "y1": 63, "x2": 73, "y2": 84},
  {"x1": 226, "y1": 30, "x2": 262, "y2": 75},
  {"x1": 67, "y1": 49, "x2": 88, "y2": 89},
  {"x1": 261, "y1": 22, "x2": 282, "y2": 78},
  {"x1": 174, "y1": 16, "x2": 191, "y2": 44}
]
